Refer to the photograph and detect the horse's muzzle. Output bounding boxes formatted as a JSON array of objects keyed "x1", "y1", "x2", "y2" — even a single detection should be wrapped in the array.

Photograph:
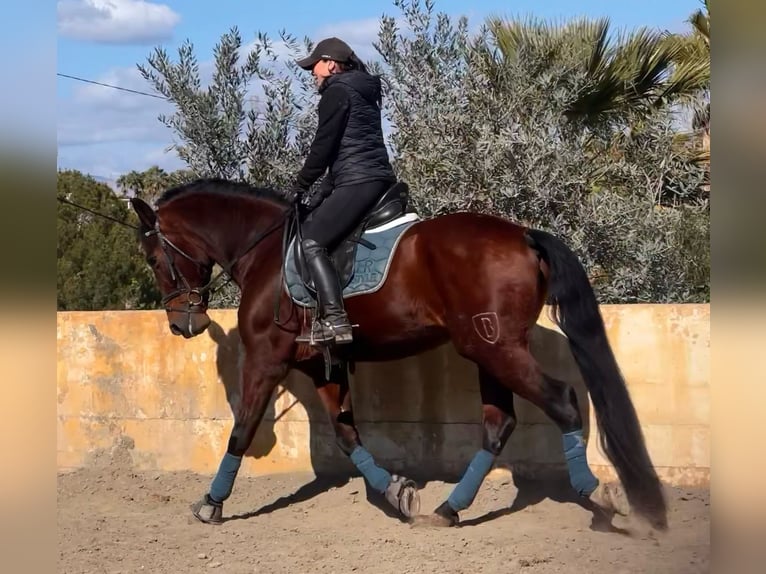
[
  {"x1": 170, "y1": 323, "x2": 187, "y2": 337},
  {"x1": 168, "y1": 310, "x2": 211, "y2": 338}
]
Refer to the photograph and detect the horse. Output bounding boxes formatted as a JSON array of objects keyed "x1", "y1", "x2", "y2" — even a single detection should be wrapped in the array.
[{"x1": 129, "y1": 177, "x2": 668, "y2": 531}]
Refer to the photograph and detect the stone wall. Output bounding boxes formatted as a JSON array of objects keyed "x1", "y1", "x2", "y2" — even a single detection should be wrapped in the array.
[{"x1": 57, "y1": 305, "x2": 710, "y2": 486}]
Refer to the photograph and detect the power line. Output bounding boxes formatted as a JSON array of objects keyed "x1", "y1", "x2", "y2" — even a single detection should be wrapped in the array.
[
  {"x1": 57, "y1": 72, "x2": 168, "y2": 100},
  {"x1": 57, "y1": 72, "x2": 311, "y2": 127}
]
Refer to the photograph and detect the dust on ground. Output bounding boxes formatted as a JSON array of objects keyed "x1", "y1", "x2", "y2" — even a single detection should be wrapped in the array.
[{"x1": 58, "y1": 452, "x2": 709, "y2": 574}]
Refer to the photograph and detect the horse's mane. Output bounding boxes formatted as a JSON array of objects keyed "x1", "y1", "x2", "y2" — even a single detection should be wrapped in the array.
[{"x1": 156, "y1": 178, "x2": 288, "y2": 208}]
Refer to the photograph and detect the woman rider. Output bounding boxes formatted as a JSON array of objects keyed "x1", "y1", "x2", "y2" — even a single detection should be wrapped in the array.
[{"x1": 288, "y1": 37, "x2": 396, "y2": 345}]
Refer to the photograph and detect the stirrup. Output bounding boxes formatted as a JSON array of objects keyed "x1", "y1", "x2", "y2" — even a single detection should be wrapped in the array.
[
  {"x1": 295, "y1": 317, "x2": 354, "y2": 346},
  {"x1": 295, "y1": 320, "x2": 349, "y2": 380},
  {"x1": 327, "y1": 319, "x2": 354, "y2": 345}
]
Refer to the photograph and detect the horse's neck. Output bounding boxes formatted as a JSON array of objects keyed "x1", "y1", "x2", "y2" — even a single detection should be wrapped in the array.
[
  {"x1": 229, "y1": 212, "x2": 283, "y2": 285},
  {"x1": 183, "y1": 196, "x2": 283, "y2": 283}
]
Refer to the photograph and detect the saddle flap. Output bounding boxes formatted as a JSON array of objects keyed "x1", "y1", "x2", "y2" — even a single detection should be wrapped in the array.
[
  {"x1": 292, "y1": 232, "x2": 359, "y2": 293},
  {"x1": 285, "y1": 216, "x2": 419, "y2": 308},
  {"x1": 291, "y1": 180, "x2": 413, "y2": 295}
]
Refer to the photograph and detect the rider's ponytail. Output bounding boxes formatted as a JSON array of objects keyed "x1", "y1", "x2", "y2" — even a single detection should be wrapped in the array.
[{"x1": 341, "y1": 52, "x2": 368, "y2": 74}]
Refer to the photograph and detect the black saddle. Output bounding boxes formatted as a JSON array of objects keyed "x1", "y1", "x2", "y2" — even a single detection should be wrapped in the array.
[{"x1": 292, "y1": 181, "x2": 411, "y2": 294}]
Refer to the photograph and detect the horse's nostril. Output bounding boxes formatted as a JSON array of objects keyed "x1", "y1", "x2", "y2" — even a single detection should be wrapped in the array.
[{"x1": 170, "y1": 323, "x2": 183, "y2": 336}]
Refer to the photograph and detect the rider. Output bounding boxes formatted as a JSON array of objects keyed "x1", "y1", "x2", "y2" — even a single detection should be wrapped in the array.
[{"x1": 288, "y1": 37, "x2": 396, "y2": 345}]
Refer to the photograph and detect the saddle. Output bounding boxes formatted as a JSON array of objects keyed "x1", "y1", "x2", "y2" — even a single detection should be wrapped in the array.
[{"x1": 292, "y1": 181, "x2": 411, "y2": 295}]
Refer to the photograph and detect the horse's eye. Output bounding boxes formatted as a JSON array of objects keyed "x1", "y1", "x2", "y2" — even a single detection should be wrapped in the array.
[{"x1": 147, "y1": 256, "x2": 157, "y2": 266}]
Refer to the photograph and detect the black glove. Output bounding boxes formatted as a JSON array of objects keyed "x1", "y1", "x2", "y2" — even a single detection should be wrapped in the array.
[
  {"x1": 284, "y1": 182, "x2": 307, "y2": 205},
  {"x1": 302, "y1": 188, "x2": 327, "y2": 211},
  {"x1": 300, "y1": 177, "x2": 332, "y2": 211}
]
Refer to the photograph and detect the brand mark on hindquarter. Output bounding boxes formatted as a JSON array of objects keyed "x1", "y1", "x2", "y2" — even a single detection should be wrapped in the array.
[{"x1": 472, "y1": 312, "x2": 500, "y2": 344}]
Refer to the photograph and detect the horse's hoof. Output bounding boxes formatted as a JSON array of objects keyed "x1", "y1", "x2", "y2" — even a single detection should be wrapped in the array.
[
  {"x1": 190, "y1": 494, "x2": 223, "y2": 525},
  {"x1": 398, "y1": 480, "x2": 420, "y2": 518},
  {"x1": 589, "y1": 482, "x2": 630, "y2": 517},
  {"x1": 411, "y1": 501, "x2": 459, "y2": 528},
  {"x1": 385, "y1": 475, "x2": 421, "y2": 519}
]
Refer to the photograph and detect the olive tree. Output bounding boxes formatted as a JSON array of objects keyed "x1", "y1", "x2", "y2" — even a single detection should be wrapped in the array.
[{"x1": 374, "y1": 0, "x2": 708, "y2": 302}]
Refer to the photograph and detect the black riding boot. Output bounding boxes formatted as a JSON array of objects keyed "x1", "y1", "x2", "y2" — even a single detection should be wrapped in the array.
[{"x1": 301, "y1": 239, "x2": 353, "y2": 344}]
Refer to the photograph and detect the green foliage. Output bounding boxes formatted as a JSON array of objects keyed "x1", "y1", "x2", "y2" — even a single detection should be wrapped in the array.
[
  {"x1": 138, "y1": 26, "x2": 318, "y2": 190},
  {"x1": 131, "y1": 0, "x2": 709, "y2": 305},
  {"x1": 665, "y1": 0, "x2": 710, "y2": 96},
  {"x1": 242, "y1": 32, "x2": 319, "y2": 188},
  {"x1": 375, "y1": 0, "x2": 708, "y2": 303},
  {"x1": 138, "y1": 28, "x2": 258, "y2": 179},
  {"x1": 116, "y1": 165, "x2": 196, "y2": 206},
  {"x1": 57, "y1": 170, "x2": 161, "y2": 310},
  {"x1": 662, "y1": 0, "x2": 710, "y2": 155},
  {"x1": 137, "y1": 27, "x2": 322, "y2": 308}
]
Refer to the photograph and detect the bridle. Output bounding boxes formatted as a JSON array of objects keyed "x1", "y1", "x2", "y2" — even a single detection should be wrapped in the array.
[
  {"x1": 143, "y1": 207, "x2": 293, "y2": 320},
  {"x1": 144, "y1": 224, "x2": 215, "y2": 315}
]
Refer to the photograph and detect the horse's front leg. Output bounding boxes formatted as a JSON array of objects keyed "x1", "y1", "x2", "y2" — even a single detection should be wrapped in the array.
[
  {"x1": 190, "y1": 352, "x2": 288, "y2": 525},
  {"x1": 308, "y1": 360, "x2": 420, "y2": 521}
]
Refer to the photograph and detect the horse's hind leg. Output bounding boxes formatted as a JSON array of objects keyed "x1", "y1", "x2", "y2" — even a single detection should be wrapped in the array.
[
  {"x1": 424, "y1": 367, "x2": 517, "y2": 526},
  {"x1": 474, "y1": 345, "x2": 628, "y2": 518},
  {"x1": 428, "y1": 343, "x2": 626, "y2": 526},
  {"x1": 307, "y1": 360, "x2": 420, "y2": 520}
]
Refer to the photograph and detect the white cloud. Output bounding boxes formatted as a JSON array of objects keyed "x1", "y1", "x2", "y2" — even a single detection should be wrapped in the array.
[
  {"x1": 58, "y1": 65, "x2": 174, "y2": 146},
  {"x1": 55, "y1": 16, "x2": 390, "y2": 179},
  {"x1": 70, "y1": 66, "x2": 168, "y2": 110},
  {"x1": 57, "y1": 78, "x2": 184, "y2": 180},
  {"x1": 57, "y1": 0, "x2": 180, "y2": 44}
]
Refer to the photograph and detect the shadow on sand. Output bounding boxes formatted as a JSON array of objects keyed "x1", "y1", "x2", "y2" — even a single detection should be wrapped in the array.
[{"x1": 456, "y1": 473, "x2": 632, "y2": 535}]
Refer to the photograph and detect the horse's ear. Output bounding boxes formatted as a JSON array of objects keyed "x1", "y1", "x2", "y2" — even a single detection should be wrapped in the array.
[{"x1": 130, "y1": 198, "x2": 156, "y2": 230}]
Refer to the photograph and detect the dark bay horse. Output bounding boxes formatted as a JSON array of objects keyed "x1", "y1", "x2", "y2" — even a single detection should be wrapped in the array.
[{"x1": 129, "y1": 178, "x2": 668, "y2": 531}]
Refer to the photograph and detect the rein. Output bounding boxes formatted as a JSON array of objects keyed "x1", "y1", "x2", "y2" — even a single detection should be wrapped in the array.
[
  {"x1": 57, "y1": 196, "x2": 139, "y2": 230},
  {"x1": 272, "y1": 202, "x2": 302, "y2": 327},
  {"x1": 146, "y1": 207, "x2": 294, "y2": 316},
  {"x1": 59, "y1": 190, "x2": 300, "y2": 327}
]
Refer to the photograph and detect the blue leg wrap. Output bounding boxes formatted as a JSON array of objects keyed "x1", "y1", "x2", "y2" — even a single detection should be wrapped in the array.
[
  {"x1": 349, "y1": 445, "x2": 392, "y2": 493},
  {"x1": 563, "y1": 429, "x2": 599, "y2": 496},
  {"x1": 209, "y1": 452, "x2": 243, "y2": 503},
  {"x1": 447, "y1": 449, "x2": 496, "y2": 512}
]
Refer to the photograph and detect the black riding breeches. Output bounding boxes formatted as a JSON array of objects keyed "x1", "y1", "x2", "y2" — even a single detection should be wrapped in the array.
[{"x1": 301, "y1": 180, "x2": 391, "y2": 251}]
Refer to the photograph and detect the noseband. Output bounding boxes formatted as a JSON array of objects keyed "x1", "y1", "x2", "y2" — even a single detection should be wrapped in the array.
[{"x1": 144, "y1": 224, "x2": 217, "y2": 316}]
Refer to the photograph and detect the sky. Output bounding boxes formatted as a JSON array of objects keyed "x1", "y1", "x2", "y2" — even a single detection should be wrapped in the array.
[{"x1": 56, "y1": 0, "x2": 701, "y2": 184}]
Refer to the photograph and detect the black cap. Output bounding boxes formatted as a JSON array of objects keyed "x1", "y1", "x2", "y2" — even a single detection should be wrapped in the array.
[{"x1": 296, "y1": 37, "x2": 355, "y2": 70}]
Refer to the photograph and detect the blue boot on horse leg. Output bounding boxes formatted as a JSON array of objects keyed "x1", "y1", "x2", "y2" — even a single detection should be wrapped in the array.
[
  {"x1": 561, "y1": 428, "x2": 629, "y2": 516},
  {"x1": 190, "y1": 415, "x2": 263, "y2": 524},
  {"x1": 515, "y1": 367, "x2": 630, "y2": 518},
  {"x1": 190, "y1": 430, "x2": 248, "y2": 524},
  {"x1": 541, "y1": 373, "x2": 631, "y2": 517},
  {"x1": 191, "y1": 450, "x2": 242, "y2": 524},
  {"x1": 421, "y1": 369, "x2": 517, "y2": 527},
  {"x1": 423, "y1": 355, "x2": 630, "y2": 527},
  {"x1": 311, "y1": 362, "x2": 420, "y2": 519},
  {"x1": 190, "y1": 355, "x2": 286, "y2": 525}
]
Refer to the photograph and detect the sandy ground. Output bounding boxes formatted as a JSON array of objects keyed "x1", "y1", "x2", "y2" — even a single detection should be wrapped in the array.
[{"x1": 58, "y1": 454, "x2": 710, "y2": 574}]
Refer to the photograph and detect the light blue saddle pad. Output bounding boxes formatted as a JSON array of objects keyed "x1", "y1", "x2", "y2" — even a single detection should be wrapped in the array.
[{"x1": 283, "y1": 214, "x2": 420, "y2": 307}]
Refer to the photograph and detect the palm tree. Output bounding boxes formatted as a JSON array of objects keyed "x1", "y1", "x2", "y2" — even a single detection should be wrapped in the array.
[
  {"x1": 664, "y1": 0, "x2": 710, "y2": 167},
  {"x1": 116, "y1": 165, "x2": 196, "y2": 205},
  {"x1": 484, "y1": 14, "x2": 709, "y2": 130}
]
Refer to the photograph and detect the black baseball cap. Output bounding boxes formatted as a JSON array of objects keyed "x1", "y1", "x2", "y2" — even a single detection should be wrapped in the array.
[{"x1": 296, "y1": 37, "x2": 355, "y2": 70}]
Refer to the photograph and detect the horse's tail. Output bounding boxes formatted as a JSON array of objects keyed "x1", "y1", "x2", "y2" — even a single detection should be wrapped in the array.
[{"x1": 524, "y1": 227, "x2": 668, "y2": 531}]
